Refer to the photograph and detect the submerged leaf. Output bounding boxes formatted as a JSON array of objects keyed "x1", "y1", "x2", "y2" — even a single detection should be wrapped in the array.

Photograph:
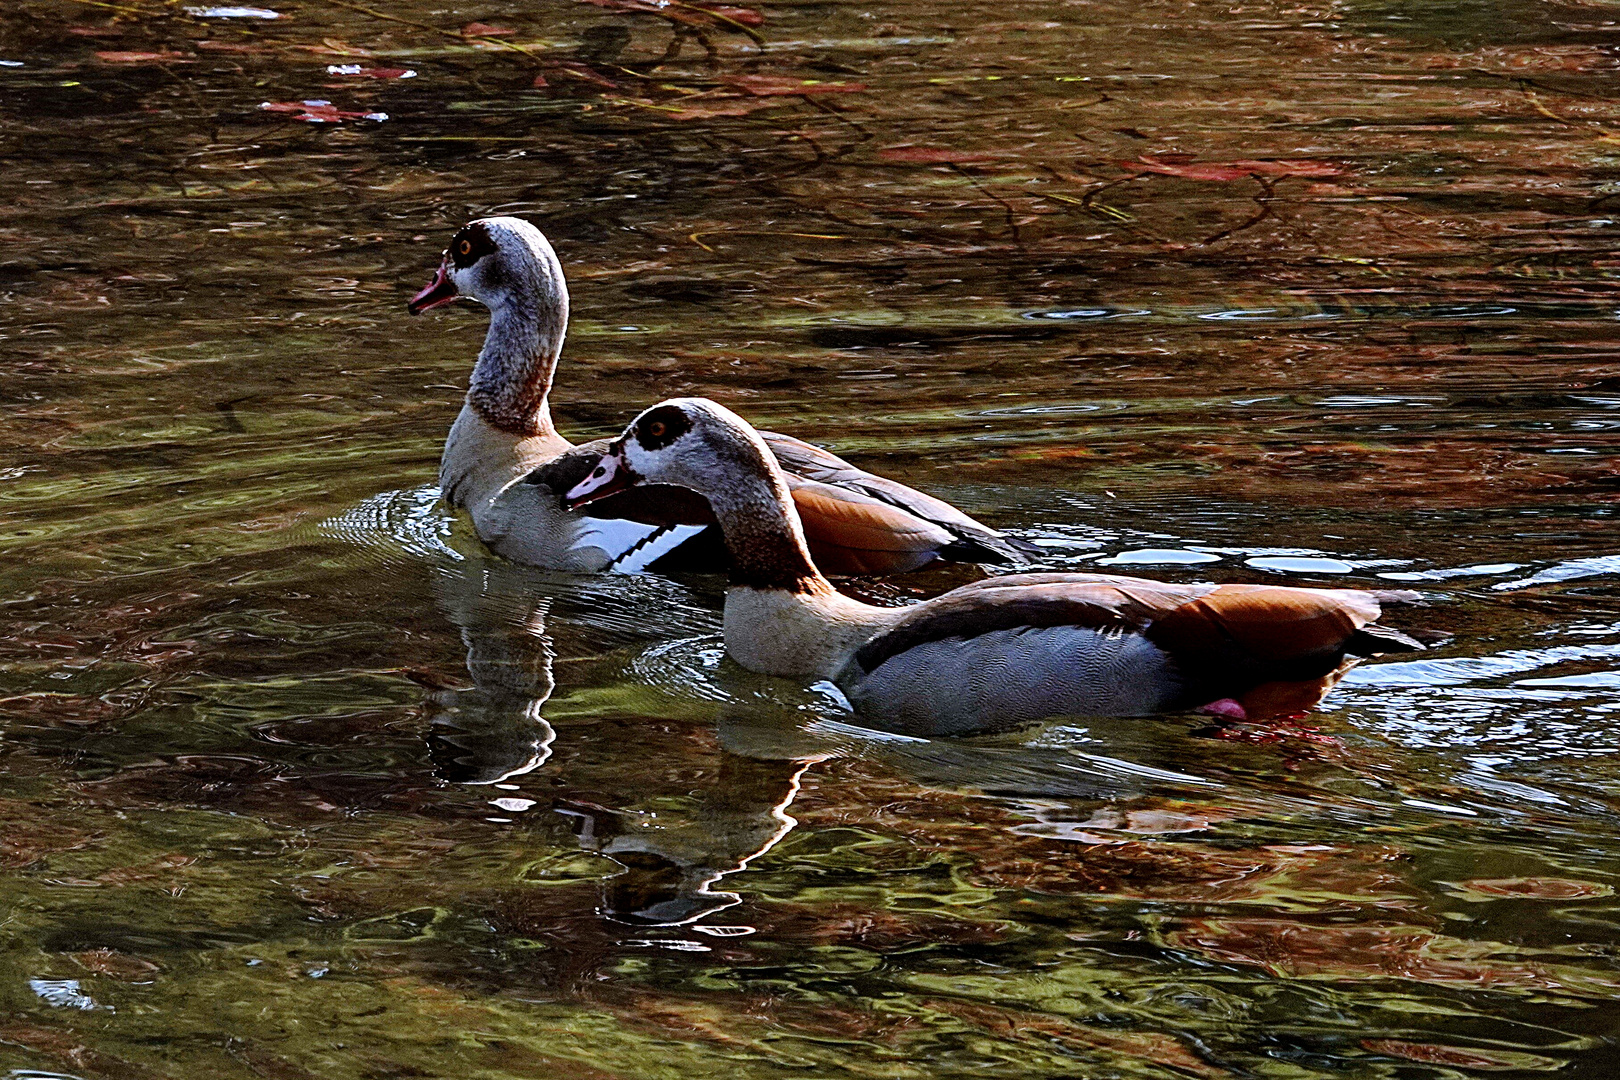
[
  {"x1": 1451, "y1": 876, "x2": 1613, "y2": 900},
  {"x1": 878, "y1": 147, "x2": 1001, "y2": 163},
  {"x1": 95, "y1": 51, "x2": 193, "y2": 62},
  {"x1": 722, "y1": 75, "x2": 865, "y2": 96},
  {"x1": 1121, "y1": 157, "x2": 1347, "y2": 180},
  {"x1": 1362, "y1": 1039, "x2": 1564, "y2": 1071},
  {"x1": 704, "y1": 4, "x2": 765, "y2": 26},
  {"x1": 259, "y1": 100, "x2": 388, "y2": 123}
]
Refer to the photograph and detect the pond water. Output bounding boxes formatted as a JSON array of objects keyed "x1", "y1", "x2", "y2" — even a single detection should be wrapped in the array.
[{"x1": 5, "y1": 0, "x2": 1620, "y2": 1076}]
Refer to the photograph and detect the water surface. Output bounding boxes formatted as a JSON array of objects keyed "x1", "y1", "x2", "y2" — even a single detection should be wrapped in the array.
[{"x1": 4, "y1": 0, "x2": 1620, "y2": 1076}]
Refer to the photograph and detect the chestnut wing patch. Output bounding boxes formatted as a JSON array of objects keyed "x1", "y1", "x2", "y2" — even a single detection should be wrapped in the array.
[
  {"x1": 789, "y1": 478, "x2": 956, "y2": 576},
  {"x1": 760, "y1": 430, "x2": 1035, "y2": 565},
  {"x1": 1148, "y1": 585, "x2": 1380, "y2": 663},
  {"x1": 1143, "y1": 584, "x2": 1422, "y2": 692}
]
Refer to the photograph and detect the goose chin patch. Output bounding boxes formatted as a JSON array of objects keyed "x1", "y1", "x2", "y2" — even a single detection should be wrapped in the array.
[
  {"x1": 407, "y1": 260, "x2": 459, "y2": 314},
  {"x1": 565, "y1": 455, "x2": 641, "y2": 508}
]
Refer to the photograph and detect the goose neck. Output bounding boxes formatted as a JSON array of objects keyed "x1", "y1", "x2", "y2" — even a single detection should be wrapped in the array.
[
  {"x1": 708, "y1": 475, "x2": 835, "y2": 596},
  {"x1": 468, "y1": 291, "x2": 565, "y2": 438}
]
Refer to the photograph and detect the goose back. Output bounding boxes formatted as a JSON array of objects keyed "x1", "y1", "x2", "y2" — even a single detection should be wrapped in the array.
[{"x1": 842, "y1": 571, "x2": 1423, "y2": 721}]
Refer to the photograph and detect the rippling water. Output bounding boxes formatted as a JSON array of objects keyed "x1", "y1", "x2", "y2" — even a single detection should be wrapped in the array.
[{"x1": 5, "y1": 0, "x2": 1620, "y2": 1076}]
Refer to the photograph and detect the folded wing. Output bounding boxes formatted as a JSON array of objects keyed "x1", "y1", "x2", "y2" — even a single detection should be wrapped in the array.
[
  {"x1": 527, "y1": 433, "x2": 1034, "y2": 576},
  {"x1": 850, "y1": 573, "x2": 1423, "y2": 716}
]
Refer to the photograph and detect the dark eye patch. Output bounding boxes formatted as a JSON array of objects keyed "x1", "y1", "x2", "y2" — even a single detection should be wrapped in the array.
[
  {"x1": 449, "y1": 221, "x2": 497, "y2": 269},
  {"x1": 635, "y1": 404, "x2": 691, "y2": 450}
]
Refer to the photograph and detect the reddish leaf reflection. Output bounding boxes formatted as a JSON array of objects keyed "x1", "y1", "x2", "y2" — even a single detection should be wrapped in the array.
[
  {"x1": 258, "y1": 100, "x2": 388, "y2": 123},
  {"x1": 1120, "y1": 157, "x2": 1348, "y2": 181},
  {"x1": 1173, "y1": 919, "x2": 1620, "y2": 998}
]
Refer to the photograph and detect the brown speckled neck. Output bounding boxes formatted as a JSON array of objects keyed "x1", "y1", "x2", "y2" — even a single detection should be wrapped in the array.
[
  {"x1": 707, "y1": 461, "x2": 832, "y2": 596},
  {"x1": 466, "y1": 261, "x2": 568, "y2": 438},
  {"x1": 724, "y1": 514, "x2": 834, "y2": 595}
]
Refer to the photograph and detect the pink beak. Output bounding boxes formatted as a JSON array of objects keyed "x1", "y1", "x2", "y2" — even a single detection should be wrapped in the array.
[
  {"x1": 407, "y1": 257, "x2": 459, "y2": 314},
  {"x1": 565, "y1": 453, "x2": 639, "y2": 508}
]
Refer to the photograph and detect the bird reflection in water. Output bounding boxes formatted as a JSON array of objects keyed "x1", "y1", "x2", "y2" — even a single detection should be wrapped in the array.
[
  {"x1": 423, "y1": 541, "x2": 1229, "y2": 929},
  {"x1": 556, "y1": 748, "x2": 814, "y2": 927},
  {"x1": 426, "y1": 552, "x2": 823, "y2": 927},
  {"x1": 423, "y1": 561, "x2": 558, "y2": 786}
]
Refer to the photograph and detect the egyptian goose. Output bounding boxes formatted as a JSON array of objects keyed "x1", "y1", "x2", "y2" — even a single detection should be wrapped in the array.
[
  {"x1": 409, "y1": 216, "x2": 1032, "y2": 574},
  {"x1": 564, "y1": 398, "x2": 1425, "y2": 731}
]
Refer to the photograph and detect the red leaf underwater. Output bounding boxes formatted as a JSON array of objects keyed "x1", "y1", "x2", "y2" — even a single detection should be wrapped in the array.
[
  {"x1": 259, "y1": 100, "x2": 388, "y2": 123},
  {"x1": 1120, "y1": 157, "x2": 1347, "y2": 180},
  {"x1": 878, "y1": 147, "x2": 1001, "y2": 163},
  {"x1": 96, "y1": 51, "x2": 193, "y2": 62},
  {"x1": 326, "y1": 64, "x2": 416, "y2": 79}
]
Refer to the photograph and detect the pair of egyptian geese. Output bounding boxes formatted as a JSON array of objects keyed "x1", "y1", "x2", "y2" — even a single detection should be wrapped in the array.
[{"x1": 410, "y1": 217, "x2": 1421, "y2": 731}]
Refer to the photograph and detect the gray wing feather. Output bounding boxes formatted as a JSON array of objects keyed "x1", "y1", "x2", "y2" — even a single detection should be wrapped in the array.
[{"x1": 846, "y1": 626, "x2": 1183, "y2": 736}]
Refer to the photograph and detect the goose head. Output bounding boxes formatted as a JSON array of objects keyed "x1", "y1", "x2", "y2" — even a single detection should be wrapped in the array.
[
  {"x1": 410, "y1": 217, "x2": 570, "y2": 437},
  {"x1": 408, "y1": 216, "x2": 567, "y2": 317},
  {"x1": 564, "y1": 398, "x2": 781, "y2": 510},
  {"x1": 568, "y1": 398, "x2": 826, "y2": 593}
]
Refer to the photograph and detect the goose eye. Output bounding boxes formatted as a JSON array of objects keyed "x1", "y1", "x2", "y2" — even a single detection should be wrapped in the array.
[
  {"x1": 457, "y1": 239, "x2": 473, "y2": 257},
  {"x1": 648, "y1": 421, "x2": 666, "y2": 438},
  {"x1": 591, "y1": 466, "x2": 605, "y2": 478}
]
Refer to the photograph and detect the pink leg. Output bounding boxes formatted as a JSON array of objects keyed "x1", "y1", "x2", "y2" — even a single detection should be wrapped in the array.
[{"x1": 1196, "y1": 698, "x2": 1248, "y2": 720}]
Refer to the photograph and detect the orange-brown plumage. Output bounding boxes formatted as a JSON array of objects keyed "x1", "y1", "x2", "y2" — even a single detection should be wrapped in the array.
[
  {"x1": 788, "y1": 479, "x2": 956, "y2": 576},
  {"x1": 1149, "y1": 585, "x2": 1381, "y2": 664},
  {"x1": 529, "y1": 432, "x2": 1031, "y2": 576}
]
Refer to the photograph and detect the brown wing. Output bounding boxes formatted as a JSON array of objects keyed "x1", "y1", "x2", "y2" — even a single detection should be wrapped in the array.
[
  {"x1": 1141, "y1": 584, "x2": 1404, "y2": 705},
  {"x1": 854, "y1": 573, "x2": 1422, "y2": 711},
  {"x1": 788, "y1": 478, "x2": 956, "y2": 577},
  {"x1": 853, "y1": 574, "x2": 1220, "y2": 674},
  {"x1": 1145, "y1": 584, "x2": 1424, "y2": 709},
  {"x1": 1147, "y1": 585, "x2": 1381, "y2": 664},
  {"x1": 761, "y1": 430, "x2": 1034, "y2": 567},
  {"x1": 526, "y1": 443, "x2": 963, "y2": 575}
]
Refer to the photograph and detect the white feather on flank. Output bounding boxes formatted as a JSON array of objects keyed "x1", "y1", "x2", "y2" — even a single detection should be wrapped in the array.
[{"x1": 569, "y1": 518, "x2": 707, "y2": 574}]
